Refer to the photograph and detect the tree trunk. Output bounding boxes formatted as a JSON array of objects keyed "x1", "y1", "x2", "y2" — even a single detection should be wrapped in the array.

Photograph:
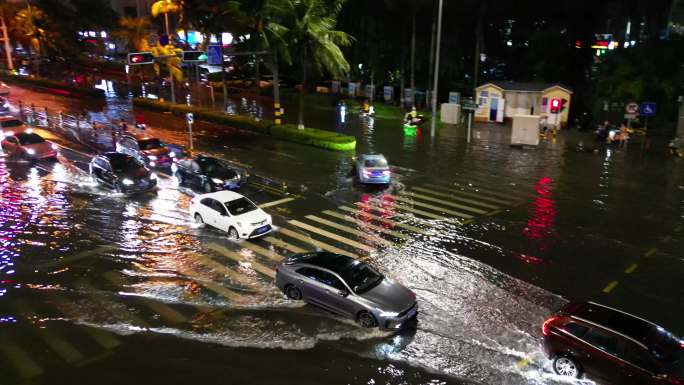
[
  {"x1": 298, "y1": 49, "x2": 306, "y2": 129},
  {"x1": 473, "y1": 1, "x2": 486, "y2": 95},
  {"x1": 410, "y1": 12, "x2": 416, "y2": 107},
  {"x1": 164, "y1": 13, "x2": 170, "y2": 36}
]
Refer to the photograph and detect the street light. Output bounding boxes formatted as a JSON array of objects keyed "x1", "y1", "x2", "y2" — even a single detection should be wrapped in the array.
[{"x1": 430, "y1": 0, "x2": 444, "y2": 138}]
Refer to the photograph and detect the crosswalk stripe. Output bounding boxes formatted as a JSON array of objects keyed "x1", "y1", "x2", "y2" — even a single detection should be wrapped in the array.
[
  {"x1": 258, "y1": 197, "x2": 296, "y2": 209},
  {"x1": 322, "y1": 210, "x2": 410, "y2": 240},
  {"x1": 305, "y1": 215, "x2": 394, "y2": 248},
  {"x1": 79, "y1": 328, "x2": 121, "y2": 350},
  {"x1": 249, "y1": 181, "x2": 286, "y2": 195},
  {"x1": 206, "y1": 242, "x2": 276, "y2": 278},
  {"x1": 178, "y1": 267, "x2": 242, "y2": 301},
  {"x1": 74, "y1": 280, "x2": 151, "y2": 328},
  {"x1": 289, "y1": 220, "x2": 375, "y2": 253},
  {"x1": 277, "y1": 227, "x2": 359, "y2": 259},
  {"x1": 36, "y1": 245, "x2": 116, "y2": 271},
  {"x1": 422, "y1": 183, "x2": 518, "y2": 205},
  {"x1": 102, "y1": 271, "x2": 188, "y2": 325},
  {"x1": 354, "y1": 201, "x2": 449, "y2": 221},
  {"x1": 0, "y1": 343, "x2": 44, "y2": 378},
  {"x1": 449, "y1": 177, "x2": 530, "y2": 199},
  {"x1": 405, "y1": 188, "x2": 499, "y2": 210},
  {"x1": 236, "y1": 240, "x2": 285, "y2": 262},
  {"x1": 262, "y1": 236, "x2": 307, "y2": 254},
  {"x1": 338, "y1": 206, "x2": 426, "y2": 234},
  {"x1": 188, "y1": 252, "x2": 259, "y2": 288},
  {"x1": 390, "y1": 194, "x2": 477, "y2": 217}
]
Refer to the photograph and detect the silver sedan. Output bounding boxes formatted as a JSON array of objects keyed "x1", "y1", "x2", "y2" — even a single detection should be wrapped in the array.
[{"x1": 275, "y1": 252, "x2": 418, "y2": 329}]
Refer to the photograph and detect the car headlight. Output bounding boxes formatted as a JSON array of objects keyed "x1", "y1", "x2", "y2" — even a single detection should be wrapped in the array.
[
  {"x1": 149, "y1": 161, "x2": 156, "y2": 167},
  {"x1": 211, "y1": 178, "x2": 223, "y2": 184},
  {"x1": 266, "y1": 214, "x2": 272, "y2": 224},
  {"x1": 147, "y1": 155, "x2": 157, "y2": 160},
  {"x1": 122, "y1": 178, "x2": 134, "y2": 185},
  {"x1": 168, "y1": 151, "x2": 176, "y2": 158},
  {"x1": 51, "y1": 143, "x2": 58, "y2": 150},
  {"x1": 26, "y1": 148, "x2": 36, "y2": 155},
  {"x1": 379, "y1": 311, "x2": 399, "y2": 318},
  {"x1": 150, "y1": 173, "x2": 157, "y2": 180}
]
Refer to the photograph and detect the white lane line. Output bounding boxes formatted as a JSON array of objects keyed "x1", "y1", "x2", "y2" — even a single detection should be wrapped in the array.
[
  {"x1": 410, "y1": 186, "x2": 502, "y2": 208},
  {"x1": 354, "y1": 201, "x2": 449, "y2": 221},
  {"x1": 102, "y1": 271, "x2": 189, "y2": 324},
  {"x1": 338, "y1": 206, "x2": 426, "y2": 234},
  {"x1": 421, "y1": 183, "x2": 519, "y2": 205},
  {"x1": 277, "y1": 227, "x2": 359, "y2": 259},
  {"x1": 205, "y1": 242, "x2": 276, "y2": 279},
  {"x1": 446, "y1": 178, "x2": 530, "y2": 200},
  {"x1": 187, "y1": 252, "x2": 260, "y2": 288},
  {"x1": 322, "y1": 210, "x2": 410, "y2": 240},
  {"x1": 73, "y1": 280, "x2": 151, "y2": 328},
  {"x1": 36, "y1": 245, "x2": 116, "y2": 271},
  {"x1": 0, "y1": 343, "x2": 44, "y2": 379},
  {"x1": 178, "y1": 266, "x2": 243, "y2": 302},
  {"x1": 305, "y1": 215, "x2": 394, "y2": 248},
  {"x1": 79, "y1": 328, "x2": 121, "y2": 350},
  {"x1": 404, "y1": 188, "x2": 498, "y2": 210},
  {"x1": 289, "y1": 220, "x2": 375, "y2": 253},
  {"x1": 262, "y1": 236, "x2": 307, "y2": 254},
  {"x1": 235, "y1": 240, "x2": 285, "y2": 262},
  {"x1": 390, "y1": 194, "x2": 477, "y2": 217},
  {"x1": 258, "y1": 197, "x2": 296, "y2": 209}
]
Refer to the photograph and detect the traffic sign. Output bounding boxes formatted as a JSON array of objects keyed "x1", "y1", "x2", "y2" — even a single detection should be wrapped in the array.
[
  {"x1": 182, "y1": 51, "x2": 207, "y2": 62},
  {"x1": 462, "y1": 101, "x2": 478, "y2": 111},
  {"x1": 186, "y1": 113, "x2": 194, "y2": 124},
  {"x1": 640, "y1": 102, "x2": 656, "y2": 117},
  {"x1": 207, "y1": 45, "x2": 222, "y2": 65},
  {"x1": 625, "y1": 102, "x2": 639, "y2": 114}
]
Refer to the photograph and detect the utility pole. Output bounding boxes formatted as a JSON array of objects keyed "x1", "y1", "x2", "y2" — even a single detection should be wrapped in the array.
[
  {"x1": 0, "y1": 14, "x2": 12, "y2": 71},
  {"x1": 410, "y1": 12, "x2": 416, "y2": 107},
  {"x1": 430, "y1": 0, "x2": 444, "y2": 138}
]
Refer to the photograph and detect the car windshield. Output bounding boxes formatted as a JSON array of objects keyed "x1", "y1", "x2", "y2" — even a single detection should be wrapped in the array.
[
  {"x1": 364, "y1": 158, "x2": 387, "y2": 168},
  {"x1": 1, "y1": 119, "x2": 24, "y2": 128},
  {"x1": 339, "y1": 262, "x2": 383, "y2": 294},
  {"x1": 16, "y1": 133, "x2": 45, "y2": 145},
  {"x1": 109, "y1": 156, "x2": 143, "y2": 173},
  {"x1": 197, "y1": 157, "x2": 221, "y2": 172},
  {"x1": 138, "y1": 138, "x2": 164, "y2": 150},
  {"x1": 225, "y1": 197, "x2": 257, "y2": 216}
]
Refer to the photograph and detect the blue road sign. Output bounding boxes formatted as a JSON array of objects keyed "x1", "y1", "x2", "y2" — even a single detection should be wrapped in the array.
[
  {"x1": 207, "y1": 45, "x2": 222, "y2": 65},
  {"x1": 640, "y1": 102, "x2": 656, "y2": 117}
]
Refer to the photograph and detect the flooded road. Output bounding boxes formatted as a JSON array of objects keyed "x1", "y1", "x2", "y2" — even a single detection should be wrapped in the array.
[{"x1": 1, "y1": 83, "x2": 683, "y2": 384}]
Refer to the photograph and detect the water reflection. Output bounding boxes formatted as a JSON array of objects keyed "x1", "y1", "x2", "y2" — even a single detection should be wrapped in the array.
[{"x1": 523, "y1": 176, "x2": 557, "y2": 256}]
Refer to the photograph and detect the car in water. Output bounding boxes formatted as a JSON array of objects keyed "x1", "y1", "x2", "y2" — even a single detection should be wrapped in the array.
[
  {"x1": 355, "y1": 154, "x2": 391, "y2": 185},
  {"x1": 275, "y1": 252, "x2": 418, "y2": 329},
  {"x1": 89, "y1": 152, "x2": 158, "y2": 194},
  {"x1": 1, "y1": 130, "x2": 58, "y2": 160},
  {"x1": 189, "y1": 190, "x2": 272, "y2": 239},
  {"x1": 541, "y1": 301, "x2": 683, "y2": 384},
  {"x1": 175, "y1": 155, "x2": 244, "y2": 192},
  {"x1": 116, "y1": 133, "x2": 174, "y2": 168}
]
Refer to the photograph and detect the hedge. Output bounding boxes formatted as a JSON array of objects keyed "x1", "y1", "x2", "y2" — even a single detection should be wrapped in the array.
[
  {"x1": 1, "y1": 74, "x2": 105, "y2": 98},
  {"x1": 132, "y1": 97, "x2": 356, "y2": 151}
]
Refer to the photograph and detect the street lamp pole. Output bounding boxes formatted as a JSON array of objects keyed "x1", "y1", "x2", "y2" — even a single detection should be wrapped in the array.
[
  {"x1": 430, "y1": 0, "x2": 444, "y2": 138},
  {"x1": 0, "y1": 15, "x2": 12, "y2": 71}
]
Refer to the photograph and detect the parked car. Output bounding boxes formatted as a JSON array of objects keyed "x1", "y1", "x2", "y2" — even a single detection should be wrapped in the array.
[
  {"x1": 541, "y1": 301, "x2": 683, "y2": 384},
  {"x1": 275, "y1": 252, "x2": 418, "y2": 330},
  {"x1": 0, "y1": 116, "x2": 28, "y2": 131},
  {"x1": 189, "y1": 190, "x2": 272, "y2": 239},
  {"x1": 355, "y1": 154, "x2": 391, "y2": 185},
  {"x1": 175, "y1": 155, "x2": 244, "y2": 192},
  {"x1": 89, "y1": 152, "x2": 157, "y2": 194},
  {"x1": 116, "y1": 133, "x2": 174, "y2": 168},
  {"x1": 1, "y1": 130, "x2": 57, "y2": 160}
]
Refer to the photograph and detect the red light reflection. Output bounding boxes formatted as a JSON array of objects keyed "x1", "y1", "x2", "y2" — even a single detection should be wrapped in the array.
[{"x1": 522, "y1": 176, "x2": 557, "y2": 258}]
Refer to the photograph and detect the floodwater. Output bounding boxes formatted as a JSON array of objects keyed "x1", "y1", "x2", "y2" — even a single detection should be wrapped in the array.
[{"x1": 0, "y1": 82, "x2": 683, "y2": 385}]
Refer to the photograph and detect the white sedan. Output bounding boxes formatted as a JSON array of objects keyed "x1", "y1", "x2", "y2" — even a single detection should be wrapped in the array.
[{"x1": 189, "y1": 190, "x2": 272, "y2": 239}]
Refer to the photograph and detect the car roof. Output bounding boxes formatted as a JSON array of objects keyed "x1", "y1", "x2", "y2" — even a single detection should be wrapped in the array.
[
  {"x1": 288, "y1": 252, "x2": 357, "y2": 274},
  {"x1": 567, "y1": 302, "x2": 658, "y2": 343},
  {"x1": 198, "y1": 190, "x2": 245, "y2": 202}
]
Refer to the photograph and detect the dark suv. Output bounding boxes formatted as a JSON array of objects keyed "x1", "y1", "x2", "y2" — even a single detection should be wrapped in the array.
[
  {"x1": 90, "y1": 152, "x2": 157, "y2": 194},
  {"x1": 541, "y1": 302, "x2": 683, "y2": 384}
]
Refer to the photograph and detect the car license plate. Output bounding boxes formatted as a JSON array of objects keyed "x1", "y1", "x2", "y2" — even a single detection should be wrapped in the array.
[{"x1": 255, "y1": 225, "x2": 269, "y2": 234}]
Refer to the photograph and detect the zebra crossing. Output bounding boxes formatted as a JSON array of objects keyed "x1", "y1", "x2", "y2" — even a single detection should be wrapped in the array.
[{"x1": 1, "y1": 174, "x2": 531, "y2": 381}]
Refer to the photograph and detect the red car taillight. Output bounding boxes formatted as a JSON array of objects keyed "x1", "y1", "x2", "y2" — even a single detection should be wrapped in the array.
[{"x1": 542, "y1": 316, "x2": 560, "y2": 336}]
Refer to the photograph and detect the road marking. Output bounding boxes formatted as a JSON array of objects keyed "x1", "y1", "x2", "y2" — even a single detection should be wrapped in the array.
[
  {"x1": 36, "y1": 245, "x2": 116, "y2": 271},
  {"x1": 305, "y1": 215, "x2": 394, "y2": 248},
  {"x1": 390, "y1": 194, "x2": 477, "y2": 218},
  {"x1": 402, "y1": 189, "x2": 497, "y2": 211},
  {"x1": 338, "y1": 206, "x2": 426, "y2": 234},
  {"x1": 236, "y1": 240, "x2": 285, "y2": 262},
  {"x1": 423, "y1": 183, "x2": 521, "y2": 204},
  {"x1": 0, "y1": 343, "x2": 44, "y2": 378},
  {"x1": 355, "y1": 200, "x2": 447, "y2": 221},
  {"x1": 248, "y1": 181, "x2": 287, "y2": 195},
  {"x1": 624, "y1": 264, "x2": 639, "y2": 274},
  {"x1": 450, "y1": 174, "x2": 532, "y2": 198},
  {"x1": 289, "y1": 220, "x2": 375, "y2": 253},
  {"x1": 413, "y1": 185, "x2": 514, "y2": 206},
  {"x1": 516, "y1": 358, "x2": 531, "y2": 369},
  {"x1": 487, "y1": 209, "x2": 502, "y2": 216},
  {"x1": 277, "y1": 227, "x2": 359, "y2": 259},
  {"x1": 55, "y1": 143, "x2": 93, "y2": 159},
  {"x1": 262, "y1": 236, "x2": 307, "y2": 254},
  {"x1": 79, "y1": 327, "x2": 121, "y2": 350},
  {"x1": 602, "y1": 280, "x2": 619, "y2": 293},
  {"x1": 102, "y1": 271, "x2": 188, "y2": 324},
  {"x1": 205, "y1": 242, "x2": 275, "y2": 278},
  {"x1": 322, "y1": 210, "x2": 409, "y2": 240},
  {"x1": 178, "y1": 266, "x2": 243, "y2": 302},
  {"x1": 644, "y1": 248, "x2": 658, "y2": 258},
  {"x1": 73, "y1": 280, "x2": 151, "y2": 328},
  {"x1": 258, "y1": 197, "x2": 296, "y2": 209},
  {"x1": 188, "y1": 252, "x2": 259, "y2": 288}
]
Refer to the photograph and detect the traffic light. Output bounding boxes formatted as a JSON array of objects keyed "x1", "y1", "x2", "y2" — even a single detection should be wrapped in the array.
[
  {"x1": 127, "y1": 52, "x2": 154, "y2": 65},
  {"x1": 182, "y1": 51, "x2": 207, "y2": 62},
  {"x1": 550, "y1": 98, "x2": 561, "y2": 113}
]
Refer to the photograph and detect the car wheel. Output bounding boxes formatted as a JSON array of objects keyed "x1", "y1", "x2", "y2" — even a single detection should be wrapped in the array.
[
  {"x1": 552, "y1": 355, "x2": 582, "y2": 378},
  {"x1": 228, "y1": 227, "x2": 239, "y2": 240},
  {"x1": 204, "y1": 181, "x2": 213, "y2": 193},
  {"x1": 357, "y1": 311, "x2": 378, "y2": 328},
  {"x1": 285, "y1": 285, "x2": 302, "y2": 300},
  {"x1": 194, "y1": 213, "x2": 204, "y2": 225}
]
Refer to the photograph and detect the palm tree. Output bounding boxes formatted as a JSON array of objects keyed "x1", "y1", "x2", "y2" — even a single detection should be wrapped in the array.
[
  {"x1": 113, "y1": 17, "x2": 151, "y2": 52},
  {"x1": 14, "y1": 4, "x2": 53, "y2": 75},
  {"x1": 151, "y1": 0, "x2": 183, "y2": 36},
  {"x1": 281, "y1": 0, "x2": 354, "y2": 129}
]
